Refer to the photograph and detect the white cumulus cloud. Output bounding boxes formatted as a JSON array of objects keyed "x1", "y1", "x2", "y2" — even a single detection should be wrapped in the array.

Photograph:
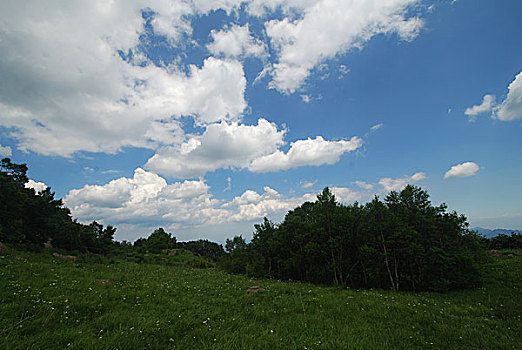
[
  {"x1": 65, "y1": 168, "x2": 226, "y2": 228},
  {"x1": 494, "y1": 71, "x2": 522, "y2": 121},
  {"x1": 64, "y1": 166, "x2": 435, "y2": 241},
  {"x1": 208, "y1": 24, "x2": 267, "y2": 59},
  {"x1": 378, "y1": 172, "x2": 426, "y2": 192},
  {"x1": 444, "y1": 161, "x2": 479, "y2": 179},
  {"x1": 331, "y1": 186, "x2": 367, "y2": 203},
  {"x1": 25, "y1": 179, "x2": 48, "y2": 193},
  {"x1": 64, "y1": 168, "x2": 323, "y2": 237},
  {"x1": 465, "y1": 94, "x2": 496, "y2": 117},
  {"x1": 147, "y1": 118, "x2": 362, "y2": 178},
  {"x1": 145, "y1": 118, "x2": 286, "y2": 178},
  {"x1": 223, "y1": 186, "x2": 316, "y2": 222},
  {"x1": 0, "y1": 2, "x2": 247, "y2": 156},
  {"x1": 264, "y1": 0, "x2": 423, "y2": 93},
  {"x1": 248, "y1": 136, "x2": 363, "y2": 173},
  {"x1": 465, "y1": 71, "x2": 522, "y2": 122}
]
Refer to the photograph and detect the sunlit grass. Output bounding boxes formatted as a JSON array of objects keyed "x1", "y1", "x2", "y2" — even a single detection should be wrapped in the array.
[{"x1": 1, "y1": 248, "x2": 520, "y2": 349}]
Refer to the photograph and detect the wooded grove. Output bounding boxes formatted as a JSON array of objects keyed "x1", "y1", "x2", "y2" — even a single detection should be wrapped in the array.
[{"x1": 222, "y1": 186, "x2": 485, "y2": 292}]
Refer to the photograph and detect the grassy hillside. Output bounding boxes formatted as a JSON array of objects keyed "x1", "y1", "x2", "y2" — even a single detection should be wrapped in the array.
[{"x1": 1, "y1": 248, "x2": 520, "y2": 349}]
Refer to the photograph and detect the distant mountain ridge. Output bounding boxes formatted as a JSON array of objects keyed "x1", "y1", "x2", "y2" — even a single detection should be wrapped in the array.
[{"x1": 472, "y1": 227, "x2": 522, "y2": 238}]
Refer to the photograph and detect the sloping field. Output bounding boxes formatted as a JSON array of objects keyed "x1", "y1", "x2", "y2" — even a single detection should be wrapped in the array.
[{"x1": 1, "y1": 249, "x2": 520, "y2": 349}]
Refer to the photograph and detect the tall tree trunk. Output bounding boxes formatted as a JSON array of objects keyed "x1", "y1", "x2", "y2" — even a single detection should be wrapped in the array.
[
  {"x1": 327, "y1": 213, "x2": 339, "y2": 285},
  {"x1": 381, "y1": 232, "x2": 396, "y2": 291},
  {"x1": 394, "y1": 255, "x2": 400, "y2": 292}
]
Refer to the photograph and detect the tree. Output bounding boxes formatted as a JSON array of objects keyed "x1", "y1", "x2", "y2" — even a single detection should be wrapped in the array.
[
  {"x1": 134, "y1": 227, "x2": 176, "y2": 254},
  {"x1": 222, "y1": 185, "x2": 484, "y2": 292},
  {"x1": 0, "y1": 158, "x2": 119, "y2": 253},
  {"x1": 178, "y1": 239, "x2": 225, "y2": 260},
  {"x1": 1, "y1": 158, "x2": 28, "y2": 184},
  {"x1": 222, "y1": 235, "x2": 248, "y2": 274},
  {"x1": 248, "y1": 218, "x2": 277, "y2": 277}
]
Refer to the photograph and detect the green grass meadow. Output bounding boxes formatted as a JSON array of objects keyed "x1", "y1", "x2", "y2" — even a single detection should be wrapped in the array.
[{"x1": 1, "y1": 248, "x2": 521, "y2": 349}]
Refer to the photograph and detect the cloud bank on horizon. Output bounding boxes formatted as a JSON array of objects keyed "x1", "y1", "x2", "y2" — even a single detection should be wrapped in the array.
[
  {"x1": 1, "y1": 0, "x2": 521, "y2": 240},
  {"x1": 64, "y1": 168, "x2": 427, "y2": 234}
]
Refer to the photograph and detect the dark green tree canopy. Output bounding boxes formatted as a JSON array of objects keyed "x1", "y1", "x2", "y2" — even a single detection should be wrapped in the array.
[
  {"x1": 222, "y1": 185, "x2": 484, "y2": 292},
  {"x1": 134, "y1": 227, "x2": 176, "y2": 254},
  {"x1": 0, "y1": 158, "x2": 118, "y2": 253}
]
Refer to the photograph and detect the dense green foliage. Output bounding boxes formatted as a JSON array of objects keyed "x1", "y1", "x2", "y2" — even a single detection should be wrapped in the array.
[
  {"x1": 134, "y1": 228, "x2": 177, "y2": 254},
  {"x1": 1, "y1": 247, "x2": 520, "y2": 349},
  {"x1": 1, "y1": 158, "x2": 226, "y2": 263},
  {"x1": 481, "y1": 232, "x2": 522, "y2": 250},
  {"x1": 0, "y1": 158, "x2": 116, "y2": 253},
  {"x1": 132, "y1": 229, "x2": 225, "y2": 261},
  {"x1": 177, "y1": 239, "x2": 225, "y2": 260},
  {"x1": 223, "y1": 186, "x2": 485, "y2": 292},
  {"x1": 0, "y1": 158, "x2": 495, "y2": 293}
]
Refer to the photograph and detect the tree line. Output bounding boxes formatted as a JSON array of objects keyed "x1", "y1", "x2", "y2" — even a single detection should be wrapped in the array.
[
  {"x1": 3, "y1": 157, "x2": 516, "y2": 292},
  {"x1": 222, "y1": 186, "x2": 486, "y2": 292},
  {"x1": 480, "y1": 232, "x2": 522, "y2": 250},
  {"x1": 1, "y1": 158, "x2": 117, "y2": 254},
  {"x1": 0, "y1": 158, "x2": 225, "y2": 260},
  {"x1": 131, "y1": 227, "x2": 224, "y2": 259}
]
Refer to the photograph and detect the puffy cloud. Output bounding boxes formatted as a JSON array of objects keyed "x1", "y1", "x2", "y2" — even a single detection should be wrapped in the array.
[
  {"x1": 208, "y1": 24, "x2": 267, "y2": 59},
  {"x1": 66, "y1": 169, "x2": 164, "y2": 209},
  {"x1": 65, "y1": 168, "x2": 226, "y2": 228},
  {"x1": 25, "y1": 179, "x2": 48, "y2": 193},
  {"x1": 444, "y1": 161, "x2": 479, "y2": 179},
  {"x1": 0, "y1": 145, "x2": 12, "y2": 156},
  {"x1": 330, "y1": 186, "x2": 366, "y2": 203},
  {"x1": 145, "y1": 119, "x2": 286, "y2": 178},
  {"x1": 147, "y1": 118, "x2": 362, "y2": 178},
  {"x1": 64, "y1": 168, "x2": 322, "y2": 236},
  {"x1": 64, "y1": 167, "x2": 434, "y2": 240},
  {"x1": 248, "y1": 136, "x2": 363, "y2": 173},
  {"x1": 264, "y1": 0, "x2": 423, "y2": 93},
  {"x1": 494, "y1": 71, "x2": 522, "y2": 121},
  {"x1": 132, "y1": 57, "x2": 247, "y2": 127},
  {"x1": 465, "y1": 71, "x2": 522, "y2": 122},
  {"x1": 465, "y1": 94, "x2": 496, "y2": 117},
  {"x1": 223, "y1": 189, "x2": 263, "y2": 207},
  {"x1": 378, "y1": 172, "x2": 426, "y2": 192},
  {"x1": 224, "y1": 185, "x2": 366, "y2": 223},
  {"x1": 224, "y1": 186, "x2": 316, "y2": 222},
  {"x1": 0, "y1": 2, "x2": 246, "y2": 156},
  {"x1": 0, "y1": 0, "x2": 424, "y2": 161}
]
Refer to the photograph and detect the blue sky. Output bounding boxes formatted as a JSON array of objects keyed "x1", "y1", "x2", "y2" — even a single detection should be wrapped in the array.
[{"x1": 1, "y1": 0, "x2": 521, "y2": 242}]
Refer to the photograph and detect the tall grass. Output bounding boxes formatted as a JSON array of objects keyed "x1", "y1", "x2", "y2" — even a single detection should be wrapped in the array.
[{"x1": 1, "y1": 248, "x2": 520, "y2": 349}]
